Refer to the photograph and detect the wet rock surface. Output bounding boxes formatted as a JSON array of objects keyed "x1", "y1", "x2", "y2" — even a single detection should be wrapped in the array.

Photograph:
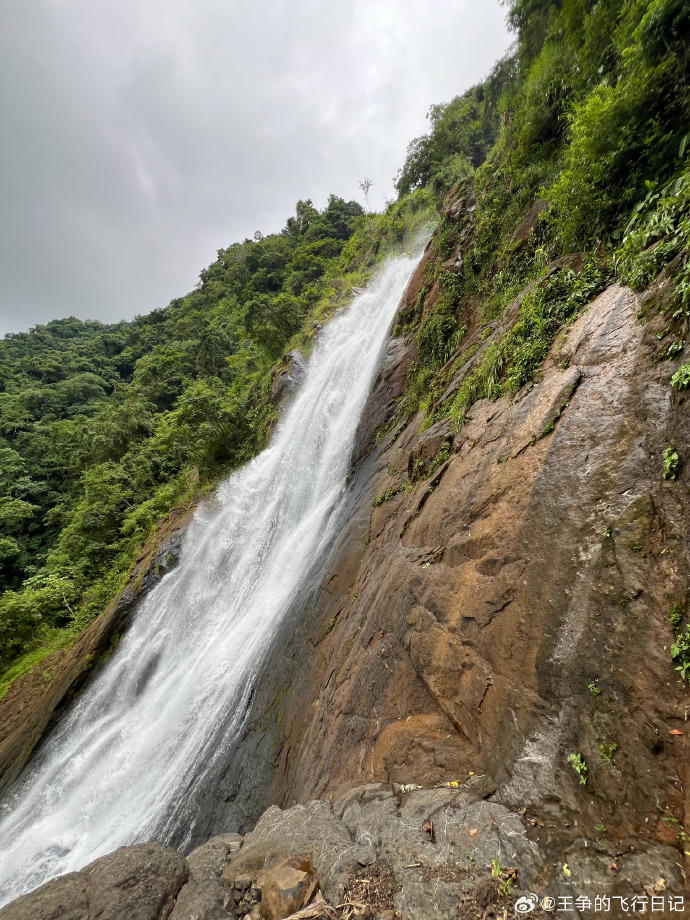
[
  {"x1": 2, "y1": 785, "x2": 684, "y2": 919},
  {"x1": 205, "y1": 272, "x2": 690, "y2": 904},
  {"x1": 0, "y1": 842, "x2": 188, "y2": 920},
  {"x1": 271, "y1": 350, "x2": 307, "y2": 405},
  {"x1": 512, "y1": 199, "x2": 548, "y2": 246}
]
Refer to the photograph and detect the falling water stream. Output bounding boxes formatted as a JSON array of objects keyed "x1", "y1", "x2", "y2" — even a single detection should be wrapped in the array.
[{"x1": 0, "y1": 249, "x2": 422, "y2": 905}]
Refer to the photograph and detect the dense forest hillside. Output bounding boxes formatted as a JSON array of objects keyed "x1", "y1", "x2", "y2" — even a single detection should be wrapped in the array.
[
  {"x1": 0, "y1": 193, "x2": 433, "y2": 684},
  {"x1": 3, "y1": 1, "x2": 690, "y2": 916},
  {"x1": 1, "y1": 0, "x2": 689, "y2": 701},
  {"x1": 395, "y1": 0, "x2": 689, "y2": 436}
]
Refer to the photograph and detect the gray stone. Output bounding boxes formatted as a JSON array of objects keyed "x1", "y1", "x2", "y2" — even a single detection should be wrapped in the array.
[
  {"x1": 83, "y1": 842, "x2": 188, "y2": 920},
  {"x1": 0, "y1": 873, "x2": 88, "y2": 920},
  {"x1": 224, "y1": 784, "x2": 545, "y2": 918},
  {"x1": 187, "y1": 835, "x2": 243, "y2": 882},
  {"x1": 168, "y1": 880, "x2": 236, "y2": 920},
  {"x1": 0, "y1": 842, "x2": 188, "y2": 920},
  {"x1": 242, "y1": 800, "x2": 373, "y2": 903},
  {"x1": 3, "y1": 783, "x2": 685, "y2": 920},
  {"x1": 335, "y1": 784, "x2": 539, "y2": 920}
]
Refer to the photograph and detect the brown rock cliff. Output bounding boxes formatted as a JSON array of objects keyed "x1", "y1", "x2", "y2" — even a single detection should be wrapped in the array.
[{"x1": 209, "y1": 252, "x2": 690, "y2": 892}]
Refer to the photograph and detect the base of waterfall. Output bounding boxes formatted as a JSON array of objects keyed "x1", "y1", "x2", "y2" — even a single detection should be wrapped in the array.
[{"x1": 0, "y1": 782, "x2": 683, "y2": 920}]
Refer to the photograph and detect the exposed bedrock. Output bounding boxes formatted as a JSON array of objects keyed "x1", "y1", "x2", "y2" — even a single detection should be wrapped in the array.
[
  {"x1": 2, "y1": 785, "x2": 684, "y2": 919},
  {"x1": 207, "y1": 272, "x2": 690, "y2": 896},
  {"x1": 2, "y1": 254, "x2": 690, "y2": 913},
  {"x1": 0, "y1": 842, "x2": 188, "y2": 920}
]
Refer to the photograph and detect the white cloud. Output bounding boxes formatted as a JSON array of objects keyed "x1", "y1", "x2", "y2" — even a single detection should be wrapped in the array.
[{"x1": 0, "y1": 0, "x2": 510, "y2": 334}]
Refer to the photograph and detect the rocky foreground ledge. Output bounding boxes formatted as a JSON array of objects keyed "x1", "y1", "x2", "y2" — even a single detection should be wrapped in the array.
[{"x1": 0, "y1": 783, "x2": 684, "y2": 920}]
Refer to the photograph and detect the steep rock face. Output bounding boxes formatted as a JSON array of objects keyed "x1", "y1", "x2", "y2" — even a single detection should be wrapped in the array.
[
  {"x1": 2, "y1": 225, "x2": 689, "y2": 910},
  {"x1": 209, "y1": 267, "x2": 690, "y2": 889},
  {"x1": 306, "y1": 282, "x2": 689, "y2": 824},
  {"x1": 271, "y1": 350, "x2": 307, "y2": 405}
]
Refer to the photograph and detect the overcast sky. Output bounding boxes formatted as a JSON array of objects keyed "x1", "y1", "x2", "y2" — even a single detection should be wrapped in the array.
[{"x1": 0, "y1": 1, "x2": 511, "y2": 336}]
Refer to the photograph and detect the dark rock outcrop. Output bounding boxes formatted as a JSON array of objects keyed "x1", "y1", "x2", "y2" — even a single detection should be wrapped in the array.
[
  {"x1": 0, "y1": 842, "x2": 188, "y2": 920},
  {"x1": 512, "y1": 198, "x2": 548, "y2": 246},
  {"x1": 4, "y1": 785, "x2": 683, "y2": 919},
  {"x1": 271, "y1": 351, "x2": 307, "y2": 405}
]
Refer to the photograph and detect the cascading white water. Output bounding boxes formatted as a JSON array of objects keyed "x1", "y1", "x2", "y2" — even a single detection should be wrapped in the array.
[{"x1": 0, "y1": 248, "x2": 422, "y2": 905}]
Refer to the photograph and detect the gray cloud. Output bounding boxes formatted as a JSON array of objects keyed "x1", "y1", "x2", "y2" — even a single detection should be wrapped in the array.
[{"x1": 0, "y1": 0, "x2": 510, "y2": 335}]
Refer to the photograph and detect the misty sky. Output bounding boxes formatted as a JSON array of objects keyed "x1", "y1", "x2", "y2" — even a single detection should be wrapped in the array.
[{"x1": 0, "y1": 1, "x2": 511, "y2": 336}]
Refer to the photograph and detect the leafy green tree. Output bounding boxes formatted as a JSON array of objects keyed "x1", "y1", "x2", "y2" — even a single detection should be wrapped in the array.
[
  {"x1": 0, "y1": 192, "x2": 373, "y2": 675},
  {"x1": 395, "y1": 58, "x2": 515, "y2": 198},
  {"x1": 246, "y1": 293, "x2": 307, "y2": 355}
]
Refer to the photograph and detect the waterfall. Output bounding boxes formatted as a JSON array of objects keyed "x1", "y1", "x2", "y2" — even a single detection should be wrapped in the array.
[{"x1": 0, "y1": 249, "x2": 421, "y2": 905}]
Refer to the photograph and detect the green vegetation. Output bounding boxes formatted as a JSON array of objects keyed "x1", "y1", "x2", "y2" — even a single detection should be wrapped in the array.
[
  {"x1": 442, "y1": 262, "x2": 607, "y2": 431},
  {"x1": 671, "y1": 364, "x2": 690, "y2": 390},
  {"x1": 374, "y1": 486, "x2": 405, "y2": 507},
  {"x1": 392, "y1": 0, "x2": 690, "y2": 436},
  {"x1": 3, "y1": 0, "x2": 690, "y2": 693},
  {"x1": 657, "y1": 799, "x2": 690, "y2": 846},
  {"x1": 588, "y1": 681, "x2": 601, "y2": 697},
  {"x1": 670, "y1": 601, "x2": 685, "y2": 632},
  {"x1": 403, "y1": 261, "x2": 608, "y2": 430},
  {"x1": 670, "y1": 629, "x2": 690, "y2": 679},
  {"x1": 599, "y1": 741, "x2": 618, "y2": 764},
  {"x1": 394, "y1": 57, "x2": 517, "y2": 199},
  {"x1": 490, "y1": 855, "x2": 515, "y2": 896},
  {"x1": 0, "y1": 191, "x2": 433, "y2": 685},
  {"x1": 374, "y1": 440, "x2": 453, "y2": 507},
  {"x1": 615, "y1": 167, "x2": 690, "y2": 303},
  {"x1": 663, "y1": 445, "x2": 681, "y2": 480},
  {"x1": 670, "y1": 600, "x2": 690, "y2": 681},
  {"x1": 426, "y1": 441, "x2": 452, "y2": 478},
  {"x1": 569, "y1": 752, "x2": 588, "y2": 785}
]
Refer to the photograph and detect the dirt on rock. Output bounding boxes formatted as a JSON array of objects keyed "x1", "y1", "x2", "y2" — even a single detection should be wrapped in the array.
[{"x1": 339, "y1": 861, "x2": 400, "y2": 919}]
